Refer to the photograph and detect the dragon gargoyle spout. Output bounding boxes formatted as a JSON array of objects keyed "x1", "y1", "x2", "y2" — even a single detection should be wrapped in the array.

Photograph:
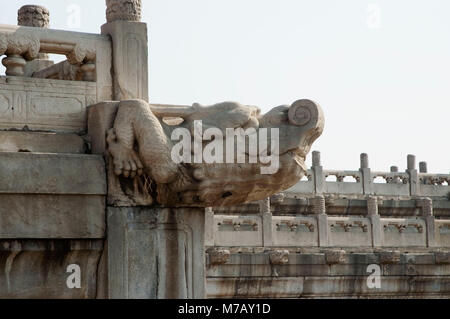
[{"x1": 106, "y1": 99, "x2": 324, "y2": 207}]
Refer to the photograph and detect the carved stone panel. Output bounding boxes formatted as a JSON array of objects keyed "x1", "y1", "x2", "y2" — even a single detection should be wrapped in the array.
[
  {"x1": 0, "y1": 76, "x2": 96, "y2": 133},
  {"x1": 327, "y1": 217, "x2": 372, "y2": 247},
  {"x1": 213, "y1": 215, "x2": 263, "y2": 247},
  {"x1": 381, "y1": 218, "x2": 427, "y2": 247},
  {"x1": 435, "y1": 220, "x2": 450, "y2": 247},
  {"x1": 272, "y1": 216, "x2": 318, "y2": 247}
]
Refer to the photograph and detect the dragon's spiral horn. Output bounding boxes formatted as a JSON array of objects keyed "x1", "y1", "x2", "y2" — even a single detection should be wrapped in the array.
[{"x1": 288, "y1": 99, "x2": 324, "y2": 129}]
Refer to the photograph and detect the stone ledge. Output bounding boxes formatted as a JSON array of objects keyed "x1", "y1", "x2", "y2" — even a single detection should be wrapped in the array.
[
  {"x1": 207, "y1": 276, "x2": 450, "y2": 298},
  {"x1": 0, "y1": 152, "x2": 106, "y2": 195},
  {"x1": 0, "y1": 194, "x2": 105, "y2": 239},
  {"x1": 207, "y1": 249, "x2": 447, "y2": 266},
  {"x1": 0, "y1": 131, "x2": 86, "y2": 154}
]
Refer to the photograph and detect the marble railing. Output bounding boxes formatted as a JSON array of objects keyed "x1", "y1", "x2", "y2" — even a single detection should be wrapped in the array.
[
  {"x1": 207, "y1": 152, "x2": 450, "y2": 249},
  {"x1": 0, "y1": 24, "x2": 114, "y2": 133},
  {"x1": 207, "y1": 196, "x2": 450, "y2": 248},
  {"x1": 286, "y1": 152, "x2": 450, "y2": 199}
]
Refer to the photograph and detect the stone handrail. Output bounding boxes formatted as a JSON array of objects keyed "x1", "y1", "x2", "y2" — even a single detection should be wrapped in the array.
[{"x1": 284, "y1": 152, "x2": 450, "y2": 199}]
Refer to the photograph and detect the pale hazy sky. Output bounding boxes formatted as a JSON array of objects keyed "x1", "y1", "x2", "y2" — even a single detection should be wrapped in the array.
[{"x1": 1, "y1": 0, "x2": 449, "y2": 173}]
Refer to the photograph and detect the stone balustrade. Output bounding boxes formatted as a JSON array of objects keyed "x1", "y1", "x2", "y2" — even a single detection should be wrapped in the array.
[
  {"x1": 0, "y1": 9, "x2": 114, "y2": 133},
  {"x1": 206, "y1": 153, "x2": 450, "y2": 249},
  {"x1": 285, "y1": 152, "x2": 450, "y2": 199},
  {"x1": 0, "y1": 24, "x2": 109, "y2": 80},
  {"x1": 207, "y1": 196, "x2": 450, "y2": 248}
]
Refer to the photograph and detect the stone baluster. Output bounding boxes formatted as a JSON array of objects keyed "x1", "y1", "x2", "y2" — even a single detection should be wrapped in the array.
[
  {"x1": 102, "y1": 0, "x2": 148, "y2": 100},
  {"x1": 407, "y1": 154, "x2": 418, "y2": 196},
  {"x1": 367, "y1": 196, "x2": 382, "y2": 247},
  {"x1": 390, "y1": 166, "x2": 401, "y2": 184},
  {"x1": 17, "y1": 5, "x2": 54, "y2": 77},
  {"x1": 419, "y1": 161, "x2": 428, "y2": 185},
  {"x1": 259, "y1": 198, "x2": 273, "y2": 247},
  {"x1": 312, "y1": 151, "x2": 324, "y2": 194},
  {"x1": 1, "y1": 6, "x2": 42, "y2": 76},
  {"x1": 312, "y1": 195, "x2": 328, "y2": 247},
  {"x1": 360, "y1": 153, "x2": 373, "y2": 194},
  {"x1": 419, "y1": 162, "x2": 428, "y2": 173}
]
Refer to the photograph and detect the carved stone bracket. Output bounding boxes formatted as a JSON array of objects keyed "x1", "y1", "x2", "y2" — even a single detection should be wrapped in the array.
[
  {"x1": 325, "y1": 249, "x2": 346, "y2": 264},
  {"x1": 436, "y1": 252, "x2": 450, "y2": 265},
  {"x1": 0, "y1": 33, "x2": 40, "y2": 76},
  {"x1": 379, "y1": 251, "x2": 401, "y2": 264},
  {"x1": 207, "y1": 248, "x2": 230, "y2": 265},
  {"x1": 269, "y1": 250, "x2": 289, "y2": 265},
  {"x1": 18, "y1": 5, "x2": 50, "y2": 28}
]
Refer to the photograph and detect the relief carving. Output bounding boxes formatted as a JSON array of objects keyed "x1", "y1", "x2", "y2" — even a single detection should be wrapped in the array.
[
  {"x1": 106, "y1": 0, "x2": 142, "y2": 22},
  {"x1": 18, "y1": 5, "x2": 50, "y2": 28},
  {"x1": 106, "y1": 99, "x2": 324, "y2": 207}
]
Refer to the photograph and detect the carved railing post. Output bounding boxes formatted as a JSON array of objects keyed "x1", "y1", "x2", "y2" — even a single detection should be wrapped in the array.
[
  {"x1": 407, "y1": 154, "x2": 418, "y2": 196},
  {"x1": 312, "y1": 151, "x2": 324, "y2": 194},
  {"x1": 360, "y1": 153, "x2": 373, "y2": 195},
  {"x1": 259, "y1": 197, "x2": 273, "y2": 247},
  {"x1": 367, "y1": 196, "x2": 382, "y2": 247},
  {"x1": 17, "y1": 5, "x2": 54, "y2": 77},
  {"x1": 101, "y1": 0, "x2": 148, "y2": 100},
  {"x1": 313, "y1": 195, "x2": 328, "y2": 247}
]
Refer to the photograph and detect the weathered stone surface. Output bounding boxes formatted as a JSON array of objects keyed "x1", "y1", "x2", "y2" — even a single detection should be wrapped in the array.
[
  {"x1": 107, "y1": 207, "x2": 205, "y2": 299},
  {"x1": 0, "y1": 194, "x2": 105, "y2": 239},
  {"x1": 0, "y1": 131, "x2": 85, "y2": 154},
  {"x1": 0, "y1": 152, "x2": 106, "y2": 195},
  {"x1": 381, "y1": 218, "x2": 426, "y2": 247},
  {"x1": 0, "y1": 240, "x2": 103, "y2": 299},
  {"x1": 207, "y1": 248, "x2": 230, "y2": 265},
  {"x1": 328, "y1": 217, "x2": 372, "y2": 247},
  {"x1": 325, "y1": 249, "x2": 346, "y2": 264},
  {"x1": 271, "y1": 216, "x2": 318, "y2": 247},
  {"x1": 269, "y1": 250, "x2": 289, "y2": 265},
  {"x1": 0, "y1": 77, "x2": 96, "y2": 133},
  {"x1": 206, "y1": 249, "x2": 450, "y2": 298},
  {"x1": 17, "y1": 5, "x2": 53, "y2": 76},
  {"x1": 88, "y1": 101, "x2": 119, "y2": 154}
]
